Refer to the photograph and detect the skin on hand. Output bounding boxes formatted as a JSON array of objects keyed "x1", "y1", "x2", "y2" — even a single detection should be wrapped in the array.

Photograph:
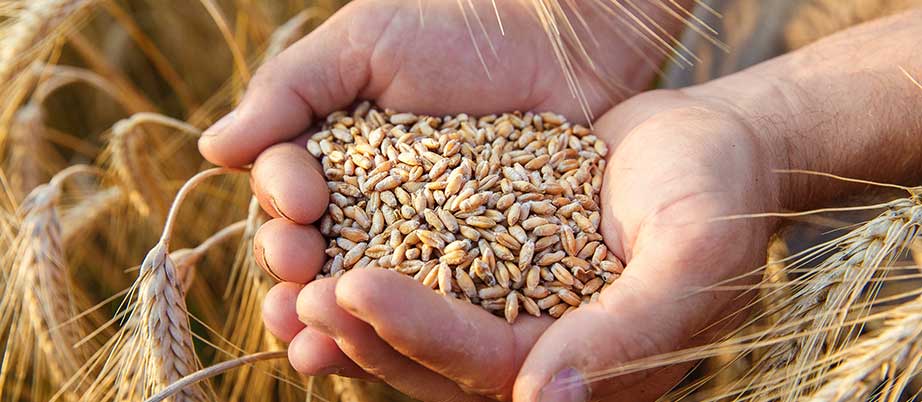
[
  {"x1": 207, "y1": 1, "x2": 922, "y2": 401},
  {"x1": 198, "y1": 0, "x2": 680, "y2": 168}
]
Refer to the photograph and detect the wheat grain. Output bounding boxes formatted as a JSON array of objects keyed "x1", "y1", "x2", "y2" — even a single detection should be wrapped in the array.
[{"x1": 310, "y1": 103, "x2": 617, "y2": 322}]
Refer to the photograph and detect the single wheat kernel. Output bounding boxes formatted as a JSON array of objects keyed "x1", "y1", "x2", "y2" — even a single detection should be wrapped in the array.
[{"x1": 504, "y1": 291, "x2": 520, "y2": 323}]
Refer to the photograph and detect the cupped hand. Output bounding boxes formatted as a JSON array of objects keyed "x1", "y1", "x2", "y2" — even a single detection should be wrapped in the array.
[
  {"x1": 199, "y1": 0, "x2": 778, "y2": 400},
  {"x1": 255, "y1": 88, "x2": 786, "y2": 402},
  {"x1": 512, "y1": 90, "x2": 784, "y2": 401}
]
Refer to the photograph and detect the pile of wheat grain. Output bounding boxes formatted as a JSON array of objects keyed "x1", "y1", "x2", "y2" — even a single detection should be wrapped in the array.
[{"x1": 309, "y1": 103, "x2": 623, "y2": 323}]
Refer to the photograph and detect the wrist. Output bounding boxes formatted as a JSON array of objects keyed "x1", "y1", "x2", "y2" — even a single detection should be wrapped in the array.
[{"x1": 685, "y1": 8, "x2": 922, "y2": 211}]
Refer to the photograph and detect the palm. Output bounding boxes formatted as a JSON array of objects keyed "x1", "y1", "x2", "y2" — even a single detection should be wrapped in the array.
[
  {"x1": 596, "y1": 97, "x2": 776, "y2": 283},
  {"x1": 512, "y1": 94, "x2": 780, "y2": 401}
]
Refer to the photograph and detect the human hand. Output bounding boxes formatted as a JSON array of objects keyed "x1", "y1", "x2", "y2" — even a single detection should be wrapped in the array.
[
  {"x1": 203, "y1": 2, "x2": 922, "y2": 401},
  {"x1": 199, "y1": 0, "x2": 690, "y2": 167},
  {"x1": 515, "y1": 8, "x2": 922, "y2": 399},
  {"x1": 197, "y1": 0, "x2": 692, "y2": 399},
  {"x1": 260, "y1": 89, "x2": 784, "y2": 402}
]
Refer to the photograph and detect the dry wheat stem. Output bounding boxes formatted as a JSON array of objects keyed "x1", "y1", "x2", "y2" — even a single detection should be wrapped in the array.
[
  {"x1": 263, "y1": 8, "x2": 325, "y2": 62},
  {"x1": 198, "y1": 0, "x2": 252, "y2": 83},
  {"x1": 29, "y1": 64, "x2": 125, "y2": 107},
  {"x1": 311, "y1": 103, "x2": 622, "y2": 322},
  {"x1": 171, "y1": 220, "x2": 246, "y2": 293},
  {"x1": 144, "y1": 351, "x2": 288, "y2": 402}
]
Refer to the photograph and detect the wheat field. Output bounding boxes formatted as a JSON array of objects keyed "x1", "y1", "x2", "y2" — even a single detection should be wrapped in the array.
[{"x1": 0, "y1": 1, "x2": 920, "y2": 401}]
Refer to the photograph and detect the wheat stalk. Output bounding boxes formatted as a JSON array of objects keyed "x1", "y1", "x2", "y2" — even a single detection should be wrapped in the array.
[
  {"x1": 146, "y1": 351, "x2": 288, "y2": 402},
  {"x1": 262, "y1": 8, "x2": 325, "y2": 62},
  {"x1": 170, "y1": 220, "x2": 246, "y2": 294}
]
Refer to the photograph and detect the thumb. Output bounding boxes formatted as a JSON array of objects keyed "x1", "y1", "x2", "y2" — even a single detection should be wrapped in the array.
[
  {"x1": 198, "y1": 2, "x2": 380, "y2": 167},
  {"x1": 513, "y1": 225, "x2": 761, "y2": 402}
]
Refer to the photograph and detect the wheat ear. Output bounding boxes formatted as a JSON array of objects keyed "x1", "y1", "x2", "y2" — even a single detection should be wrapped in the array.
[
  {"x1": 0, "y1": 165, "x2": 104, "y2": 401},
  {"x1": 107, "y1": 113, "x2": 202, "y2": 224},
  {"x1": 70, "y1": 168, "x2": 237, "y2": 401},
  {"x1": 808, "y1": 277, "x2": 922, "y2": 402},
  {"x1": 0, "y1": 0, "x2": 99, "y2": 139},
  {"x1": 571, "y1": 194, "x2": 922, "y2": 402}
]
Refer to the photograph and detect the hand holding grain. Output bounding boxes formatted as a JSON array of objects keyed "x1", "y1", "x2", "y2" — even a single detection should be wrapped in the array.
[
  {"x1": 198, "y1": 0, "x2": 690, "y2": 400},
  {"x1": 199, "y1": 1, "x2": 922, "y2": 401}
]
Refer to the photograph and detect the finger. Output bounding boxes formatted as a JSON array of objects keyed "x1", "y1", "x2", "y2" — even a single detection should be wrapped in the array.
[
  {"x1": 297, "y1": 277, "x2": 491, "y2": 402},
  {"x1": 198, "y1": 2, "x2": 377, "y2": 167},
  {"x1": 254, "y1": 218, "x2": 326, "y2": 283},
  {"x1": 262, "y1": 282, "x2": 305, "y2": 342},
  {"x1": 515, "y1": 222, "x2": 763, "y2": 402},
  {"x1": 251, "y1": 143, "x2": 328, "y2": 224},
  {"x1": 335, "y1": 268, "x2": 552, "y2": 398},
  {"x1": 288, "y1": 327, "x2": 372, "y2": 379}
]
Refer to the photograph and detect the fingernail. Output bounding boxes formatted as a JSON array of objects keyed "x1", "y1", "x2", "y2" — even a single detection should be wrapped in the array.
[
  {"x1": 202, "y1": 111, "x2": 236, "y2": 137},
  {"x1": 254, "y1": 242, "x2": 282, "y2": 281},
  {"x1": 539, "y1": 368, "x2": 590, "y2": 402},
  {"x1": 269, "y1": 196, "x2": 295, "y2": 222}
]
